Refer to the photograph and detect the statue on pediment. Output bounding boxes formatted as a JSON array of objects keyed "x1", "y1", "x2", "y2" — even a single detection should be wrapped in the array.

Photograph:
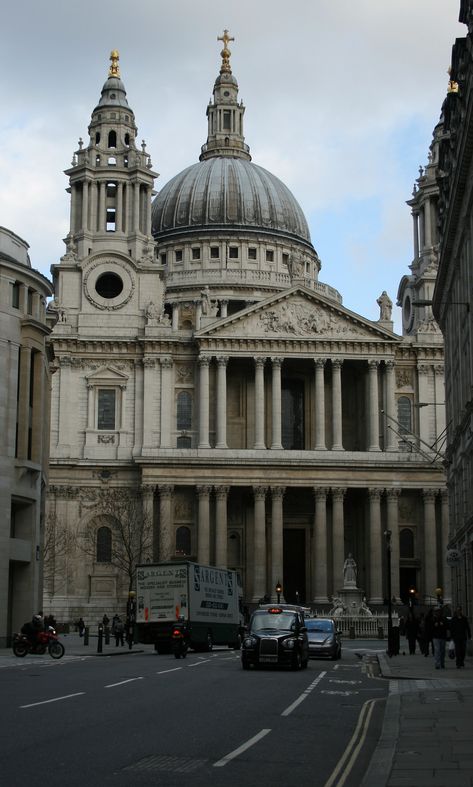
[{"x1": 377, "y1": 291, "x2": 392, "y2": 321}]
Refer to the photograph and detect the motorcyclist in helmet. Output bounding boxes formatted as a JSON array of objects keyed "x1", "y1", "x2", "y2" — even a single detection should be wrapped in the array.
[{"x1": 21, "y1": 614, "x2": 44, "y2": 647}]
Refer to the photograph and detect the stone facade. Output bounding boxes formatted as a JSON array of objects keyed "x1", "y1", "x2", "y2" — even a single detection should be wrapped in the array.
[
  {"x1": 0, "y1": 227, "x2": 53, "y2": 646},
  {"x1": 45, "y1": 46, "x2": 447, "y2": 624}
]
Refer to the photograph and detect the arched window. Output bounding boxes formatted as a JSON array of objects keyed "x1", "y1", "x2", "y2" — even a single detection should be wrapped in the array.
[
  {"x1": 176, "y1": 526, "x2": 191, "y2": 556},
  {"x1": 177, "y1": 391, "x2": 192, "y2": 431},
  {"x1": 400, "y1": 528, "x2": 414, "y2": 559},
  {"x1": 397, "y1": 396, "x2": 412, "y2": 434},
  {"x1": 108, "y1": 130, "x2": 117, "y2": 148},
  {"x1": 96, "y1": 526, "x2": 112, "y2": 562}
]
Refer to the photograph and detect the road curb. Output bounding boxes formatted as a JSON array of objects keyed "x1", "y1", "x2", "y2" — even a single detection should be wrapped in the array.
[{"x1": 360, "y1": 690, "x2": 398, "y2": 787}]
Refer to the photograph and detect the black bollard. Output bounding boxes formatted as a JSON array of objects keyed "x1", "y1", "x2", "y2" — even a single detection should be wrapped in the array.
[
  {"x1": 97, "y1": 624, "x2": 103, "y2": 654},
  {"x1": 84, "y1": 626, "x2": 89, "y2": 646}
]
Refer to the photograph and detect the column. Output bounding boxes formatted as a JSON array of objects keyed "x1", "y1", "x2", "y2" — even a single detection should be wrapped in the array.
[
  {"x1": 30, "y1": 350, "x2": 45, "y2": 464},
  {"x1": 312, "y1": 487, "x2": 329, "y2": 603},
  {"x1": 86, "y1": 384, "x2": 94, "y2": 429},
  {"x1": 133, "y1": 182, "x2": 140, "y2": 232},
  {"x1": 57, "y1": 356, "x2": 72, "y2": 455},
  {"x1": 81, "y1": 180, "x2": 89, "y2": 231},
  {"x1": 270, "y1": 357, "x2": 282, "y2": 449},
  {"x1": 412, "y1": 212, "x2": 419, "y2": 260},
  {"x1": 418, "y1": 365, "x2": 431, "y2": 446},
  {"x1": 98, "y1": 181, "x2": 106, "y2": 231},
  {"x1": 90, "y1": 182, "x2": 98, "y2": 232},
  {"x1": 332, "y1": 488, "x2": 346, "y2": 593},
  {"x1": 368, "y1": 488, "x2": 383, "y2": 603},
  {"x1": 313, "y1": 359, "x2": 326, "y2": 450},
  {"x1": 368, "y1": 360, "x2": 380, "y2": 451},
  {"x1": 215, "y1": 486, "x2": 230, "y2": 568},
  {"x1": 142, "y1": 358, "x2": 156, "y2": 449},
  {"x1": 220, "y1": 299, "x2": 228, "y2": 318},
  {"x1": 116, "y1": 182, "x2": 123, "y2": 232},
  {"x1": 215, "y1": 356, "x2": 228, "y2": 448},
  {"x1": 198, "y1": 356, "x2": 210, "y2": 448},
  {"x1": 146, "y1": 187, "x2": 152, "y2": 235},
  {"x1": 331, "y1": 360, "x2": 343, "y2": 450},
  {"x1": 252, "y1": 487, "x2": 267, "y2": 601},
  {"x1": 440, "y1": 490, "x2": 452, "y2": 603},
  {"x1": 16, "y1": 346, "x2": 31, "y2": 459},
  {"x1": 158, "y1": 485, "x2": 173, "y2": 561},
  {"x1": 197, "y1": 485, "x2": 211, "y2": 565},
  {"x1": 385, "y1": 361, "x2": 397, "y2": 451},
  {"x1": 172, "y1": 303, "x2": 179, "y2": 331},
  {"x1": 424, "y1": 199, "x2": 432, "y2": 247},
  {"x1": 386, "y1": 488, "x2": 401, "y2": 602},
  {"x1": 270, "y1": 487, "x2": 285, "y2": 600},
  {"x1": 254, "y1": 358, "x2": 266, "y2": 449},
  {"x1": 160, "y1": 358, "x2": 173, "y2": 447},
  {"x1": 141, "y1": 485, "x2": 155, "y2": 561},
  {"x1": 195, "y1": 301, "x2": 202, "y2": 331},
  {"x1": 423, "y1": 489, "x2": 438, "y2": 603}
]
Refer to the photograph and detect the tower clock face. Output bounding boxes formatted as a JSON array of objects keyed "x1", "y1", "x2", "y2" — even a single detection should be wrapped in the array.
[
  {"x1": 402, "y1": 291, "x2": 414, "y2": 333},
  {"x1": 83, "y1": 258, "x2": 135, "y2": 310}
]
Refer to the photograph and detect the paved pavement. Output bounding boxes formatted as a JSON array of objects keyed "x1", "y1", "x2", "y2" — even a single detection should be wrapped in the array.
[{"x1": 361, "y1": 644, "x2": 473, "y2": 787}]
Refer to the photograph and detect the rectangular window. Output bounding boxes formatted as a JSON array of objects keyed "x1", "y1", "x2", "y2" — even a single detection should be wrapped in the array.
[
  {"x1": 160, "y1": 253, "x2": 167, "y2": 265},
  {"x1": 106, "y1": 208, "x2": 116, "y2": 231},
  {"x1": 175, "y1": 250, "x2": 183, "y2": 263},
  {"x1": 248, "y1": 248, "x2": 257, "y2": 260},
  {"x1": 282, "y1": 253, "x2": 289, "y2": 267},
  {"x1": 266, "y1": 250, "x2": 274, "y2": 262},
  {"x1": 229, "y1": 246, "x2": 239, "y2": 259},
  {"x1": 192, "y1": 247, "x2": 201, "y2": 260},
  {"x1": 97, "y1": 389, "x2": 116, "y2": 430},
  {"x1": 12, "y1": 281, "x2": 20, "y2": 308},
  {"x1": 223, "y1": 110, "x2": 231, "y2": 131},
  {"x1": 27, "y1": 290, "x2": 33, "y2": 315},
  {"x1": 210, "y1": 246, "x2": 220, "y2": 259}
]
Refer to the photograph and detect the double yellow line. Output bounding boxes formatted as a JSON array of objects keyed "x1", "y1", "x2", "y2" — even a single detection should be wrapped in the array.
[{"x1": 324, "y1": 697, "x2": 383, "y2": 787}]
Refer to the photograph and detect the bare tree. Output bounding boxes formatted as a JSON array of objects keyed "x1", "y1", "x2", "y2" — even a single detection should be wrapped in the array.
[
  {"x1": 42, "y1": 512, "x2": 76, "y2": 596},
  {"x1": 79, "y1": 488, "x2": 154, "y2": 592}
]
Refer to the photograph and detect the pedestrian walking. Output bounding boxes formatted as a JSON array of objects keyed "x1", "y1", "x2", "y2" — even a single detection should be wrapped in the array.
[
  {"x1": 432, "y1": 607, "x2": 448, "y2": 669},
  {"x1": 112, "y1": 616, "x2": 125, "y2": 647},
  {"x1": 449, "y1": 606, "x2": 472, "y2": 668},
  {"x1": 78, "y1": 617, "x2": 85, "y2": 637},
  {"x1": 405, "y1": 612, "x2": 419, "y2": 655},
  {"x1": 424, "y1": 608, "x2": 434, "y2": 656}
]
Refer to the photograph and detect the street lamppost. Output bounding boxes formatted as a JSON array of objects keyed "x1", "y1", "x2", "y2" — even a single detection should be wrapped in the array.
[
  {"x1": 384, "y1": 530, "x2": 395, "y2": 657},
  {"x1": 275, "y1": 581, "x2": 282, "y2": 604},
  {"x1": 126, "y1": 590, "x2": 136, "y2": 650},
  {"x1": 408, "y1": 587, "x2": 416, "y2": 610}
]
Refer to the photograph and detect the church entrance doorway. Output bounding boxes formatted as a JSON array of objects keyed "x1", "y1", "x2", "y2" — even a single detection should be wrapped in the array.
[
  {"x1": 283, "y1": 529, "x2": 306, "y2": 603},
  {"x1": 399, "y1": 567, "x2": 418, "y2": 604}
]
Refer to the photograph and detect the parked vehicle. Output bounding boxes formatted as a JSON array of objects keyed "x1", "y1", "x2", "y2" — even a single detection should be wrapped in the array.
[
  {"x1": 12, "y1": 627, "x2": 65, "y2": 659},
  {"x1": 305, "y1": 617, "x2": 342, "y2": 660},
  {"x1": 241, "y1": 604, "x2": 309, "y2": 670},
  {"x1": 136, "y1": 561, "x2": 243, "y2": 654}
]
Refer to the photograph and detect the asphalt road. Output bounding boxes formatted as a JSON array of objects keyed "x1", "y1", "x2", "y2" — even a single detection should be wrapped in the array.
[{"x1": 0, "y1": 644, "x2": 387, "y2": 787}]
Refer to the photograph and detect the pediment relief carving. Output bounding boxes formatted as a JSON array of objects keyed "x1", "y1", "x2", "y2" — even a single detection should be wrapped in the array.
[{"x1": 86, "y1": 365, "x2": 129, "y2": 384}]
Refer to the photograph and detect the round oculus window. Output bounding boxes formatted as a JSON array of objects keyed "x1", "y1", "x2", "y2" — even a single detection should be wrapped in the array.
[{"x1": 95, "y1": 272, "x2": 123, "y2": 299}]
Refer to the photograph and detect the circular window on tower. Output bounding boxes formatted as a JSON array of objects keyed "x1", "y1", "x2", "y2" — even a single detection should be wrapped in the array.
[
  {"x1": 95, "y1": 272, "x2": 123, "y2": 298},
  {"x1": 84, "y1": 259, "x2": 135, "y2": 310}
]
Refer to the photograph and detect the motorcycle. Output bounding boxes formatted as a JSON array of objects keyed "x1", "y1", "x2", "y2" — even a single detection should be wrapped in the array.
[
  {"x1": 172, "y1": 625, "x2": 188, "y2": 659},
  {"x1": 13, "y1": 626, "x2": 65, "y2": 659}
]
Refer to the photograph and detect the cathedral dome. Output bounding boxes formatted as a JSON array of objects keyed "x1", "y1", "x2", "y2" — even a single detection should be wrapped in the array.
[{"x1": 152, "y1": 157, "x2": 312, "y2": 246}]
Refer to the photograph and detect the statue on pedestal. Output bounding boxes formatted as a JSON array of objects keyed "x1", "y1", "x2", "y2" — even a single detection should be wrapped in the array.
[{"x1": 343, "y1": 553, "x2": 357, "y2": 588}]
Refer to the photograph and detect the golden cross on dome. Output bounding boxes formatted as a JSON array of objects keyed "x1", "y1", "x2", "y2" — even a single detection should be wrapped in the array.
[
  {"x1": 109, "y1": 50, "x2": 120, "y2": 78},
  {"x1": 217, "y1": 29, "x2": 234, "y2": 74}
]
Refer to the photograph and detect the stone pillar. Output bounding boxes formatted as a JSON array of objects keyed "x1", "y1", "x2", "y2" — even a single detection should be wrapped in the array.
[
  {"x1": 270, "y1": 357, "x2": 282, "y2": 449},
  {"x1": 270, "y1": 487, "x2": 285, "y2": 600},
  {"x1": 30, "y1": 350, "x2": 45, "y2": 464},
  {"x1": 57, "y1": 356, "x2": 72, "y2": 455},
  {"x1": 314, "y1": 359, "x2": 326, "y2": 450},
  {"x1": 90, "y1": 182, "x2": 98, "y2": 232},
  {"x1": 116, "y1": 182, "x2": 123, "y2": 232},
  {"x1": 220, "y1": 300, "x2": 228, "y2": 319},
  {"x1": 198, "y1": 356, "x2": 211, "y2": 448},
  {"x1": 133, "y1": 182, "x2": 140, "y2": 232},
  {"x1": 197, "y1": 485, "x2": 211, "y2": 565},
  {"x1": 385, "y1": 361, "x2": 397, "y2": 451},
  {"x1": 424, "y1": 199, "x2": 432, "y2": 247},
  {"x1": 386, "y1": 488, "x2": 401, "y2": 602},
  {"x1": 158, "y1": 485, "x2": 173, "y2": 561},
  {"x1": 172, "y1": 303, "x2": 179, "y2": 331},
  {"x1": 81, "y1": 181, "x2": 89, "y2": 231},
  {"x1": 368, "y1": 488, "x2": 383, "y2": 603},
  {"x1": 86, "y1": 384, "x2": 94, "y2": 429},
  {"x1": 440, "y1": 490, "x2": 452, "y2": 603},
  {"x1": 146, "y1": 187, "x2": 152, "y2": 236},
  {"x1": 412, "y1": 212, "x2": 419, "y2": 259},
  {"x1": 368, "y1": 360, "x2": 380, "y2": 451},
  {"x1": 195, "y1": 301, "x2": 202, "y2": 331},
  {"x1": 215, "y1": 356, "x2": 228, "y2": 448},
  {"x1": 423, "y1": 489, "x2": 438, "y2": 603},
  {"x1": 252, "y1": 486, "x2": 267, "y2": 601},
  {"x1": 142, "y1": 358, "x2": 157, "y2": 449},
  {"x1": 417, "y1": 364, "x2": 431, "y2": 445},
  {"x1": 332, "y1": 488, "x2": 346, "y2": 592},
  {"x1": 160, "y1": 358, "x2": 173, "y2": 448},
  {"x1": 141, "y1": 484, "x2": 155, "y2": 561},
  {"x1": 16, "y1": 346, "x2": 31, "y2": 459},
  {"x1": 98, "y1": 181, "x2": 106, "y2": 231},
  {"x1": 331, "y1": 360, "x2": 343, "y2": 450},
  {"x1": 254, "y1": 358, "x2": 266, "y2": 449},
  {"x1": 215, "y1": 486, "x2": 230, "y2": 568},
  {"x1": 312, "y1": 487, "x2": 329, "y2": 603}
]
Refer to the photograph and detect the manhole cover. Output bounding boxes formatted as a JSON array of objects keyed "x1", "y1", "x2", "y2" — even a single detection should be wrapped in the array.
[{"x1": 125, "y1": 755, "x2": 207, "y2": 773}]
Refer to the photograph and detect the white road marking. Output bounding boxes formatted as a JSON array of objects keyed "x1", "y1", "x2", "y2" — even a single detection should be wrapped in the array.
[
  {"x1": 20, "y1": 692, "x2": 85, "y2": 708},
  {"x1": 329, "y1": 679, "x2": 361, "y2": 685},
  {"x1": 105, "y1": 677, "x2": 144, "y2": 688},
  {"x1": 281, "y1": 671, "x2": 326, "y2": 717},
  {"x1": 214, "y1": 728, "x2": 271, "y2": 767},
  {"x1": 157, "y1": 667, "x2": 182, "y2": 675},
  {"x1": 321, "y1": 690, "x2": 358, "y2": 696},
  {"x1": 188, "y1": 658, "x2": 212, "y2": 667}
]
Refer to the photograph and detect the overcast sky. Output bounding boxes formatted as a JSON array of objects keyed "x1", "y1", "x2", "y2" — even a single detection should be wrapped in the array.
[{"x1": 0, "y1": 1, "x2": 464, "y2": 332}]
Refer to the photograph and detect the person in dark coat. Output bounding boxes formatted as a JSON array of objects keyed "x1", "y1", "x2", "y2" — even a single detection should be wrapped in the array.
[
  {"x1": 449, "y1": 606, "x2": 471, "y2": 668},
  {"x1": 424, "y1": 609, "x2": 434, "y2": 656},
  {"x1": 405, "y1": 613, "x2": 419, "y2": 655},
  {"x1": 432, "y1": 608, "x2": 448, "y2": 669}
]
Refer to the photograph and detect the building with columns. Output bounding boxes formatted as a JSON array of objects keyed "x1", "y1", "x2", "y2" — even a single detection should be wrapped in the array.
[
  {"x1": 45, "y1": 41, "x2": 448, "y2": 622},
  {"x1": 0, "y1": 227, "x2": 53, "y2": 646}
]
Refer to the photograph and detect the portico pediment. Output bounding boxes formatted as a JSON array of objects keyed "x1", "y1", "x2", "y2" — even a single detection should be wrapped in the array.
[
  {"x1": 85, "y1": 365, "x2": 129, "y2": 385},
  {"x1": 197, "y1": 287, "x2": 399, "y2": 343}
]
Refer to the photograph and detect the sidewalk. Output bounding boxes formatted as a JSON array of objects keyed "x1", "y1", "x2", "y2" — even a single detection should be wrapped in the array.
[
  {"x1": 362, "y1": 647, "x2": 473, "y2": 787},
  {"x1": 0, "y1": 632, "x2": 155, "y2": 663}
]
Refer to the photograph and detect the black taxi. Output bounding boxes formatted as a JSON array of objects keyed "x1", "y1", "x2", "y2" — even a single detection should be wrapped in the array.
[{"x1": 241, "y1": 605, "x2": 309, "y2": 670}]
